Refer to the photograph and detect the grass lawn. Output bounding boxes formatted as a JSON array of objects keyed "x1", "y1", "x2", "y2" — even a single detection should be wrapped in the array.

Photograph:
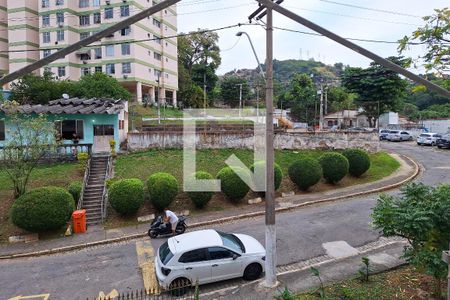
[
  {"x1": 129, "y1": 103, "x2": 184, "y2": 129},
  {"x1": 0, "y1": 163, "x2": 83, "y2": 243},
  {"x1": 295, "y1": 265, "x2": 445, "y2": 300},
  {"x1": 105, "y1": 149, "x2": 400, "y2": 229}
]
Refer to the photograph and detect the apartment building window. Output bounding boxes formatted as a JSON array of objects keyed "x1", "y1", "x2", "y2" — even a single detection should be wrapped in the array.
[
  {"x1": 121, "y1": 43, "x2": 130, "y2": 55},
  {"x1": 153, "y1": 52, "x2": 161, "y2": 61},
  {"x1": 80, "y1": 53, "x2": 91, "y2": 61},
  {"x1": 120, "y1": 5, "x2": 130, "y2": 17},
  {"x1": 79, "y1": 15, "x2": 90, "y2": 26},
  {"x1": 105, "y1": 45, "x2": 114, "y2": 56},
  {"x1": 56, "y1": 12, "x2": 64, "y2": 24},
  {"x1": 42, "y1": 32, "x2": 51, "y2": 43},
  {"x1": 57, "y1": 30, "x2": 65, "y2": 41},
  {"x1": 42, "y1": 0, "x2": 50, "y2": 8},
  {"x1": 93, "y1": 12, "x2": 101, "y2": 24},
  {"x1": 42, "y1": 15, "x2": 50, "y2": 27},
  {"x1": 58, "y1": 66, "x2": 66, "y2": 77},
  {"x1": 79, "y1": 0, "x2": 89, "y2": 8},
  {"x1": 122, "y1": 63, "x2": 131, "y2": 74},
  {"x1": 154, "y1": 69, "x2": 161, "y2": 78},
  {"x1": 105, "y1": 7, "x2": 113, "y2": 19},
  {"x1": 56, "y1": 0, "x2": 64, "y2": 5},
  {"x1": 82, "y1": 68, "x2": 90, "y2": 76},
  {"x1": 80, "y1": 32, "x2": 90, "y2": 40},
  {"x1": 0, "y1": 120, "x2": 4, "y2": 141},
  {"x1": 43, "y1": 49, "x2": 51, "y2": 58},
  {"x1": 165, "y1": 73, "x2": 169, "y2": 79},
  {"x1": 153, "y1": 18, "x2": 161, "y2": 28},
  {"x1": 121, "y1": 26, "x2": 131, "y2": 36},
  {"x1": 106, "y1": 64, "x2": 115, "y2": 75},
  {"x1": 95, "y1": 66, "x2": 102, "y2": 73},
  {"x1": 93, "y1": 0, "x2": 100, "y2": 7},
  {"x1": 94, "y1": 47, "x2": 102, "y2": 59},
  {"x1": 154, "y1": 35, "x2": 161, "y2": 44}
]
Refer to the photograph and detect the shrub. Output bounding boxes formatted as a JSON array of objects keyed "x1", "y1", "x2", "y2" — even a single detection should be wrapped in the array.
[
  {"x1": 288, "y1": 158, "x2": 322, "y2": 191},
  {"x1": 342, "y1": 149, "x2": 371, "y2": 177},
  {"x1": 217, "y1": 166, "x2": 250, "y2": 202},
  {"x1": 109, "y1": 179, "x2": 145, "y2": 215},
  {"x1": 11, "y1": 187, "x2": 75, "y2": 232},
  {"x1": 319, "y1": 152, "x2": 349, "y2": 184},
  {"x1": 186, "y1": 171, "x2": 214, "y2": 209},
  {"x1": 68, "y1": 181, "x2": 82, "y2": 205},
  {"x1": 250, "y1": 161, "x2": 283, "y2": 191},
  {"x1": 147, "y1": 172, "x2": 178, "y2": 211}
]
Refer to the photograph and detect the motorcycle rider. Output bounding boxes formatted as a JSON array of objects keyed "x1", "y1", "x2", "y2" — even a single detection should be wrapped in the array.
[{"x1": 163, "y1": 208, "x2": 179, "y2": 235}]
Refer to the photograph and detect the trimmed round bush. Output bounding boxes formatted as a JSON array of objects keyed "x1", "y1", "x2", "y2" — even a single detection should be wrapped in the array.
[
  {"x1": 147, "y1": 172, "x2": 179, "y2": 211},
  {"x1": 342, "y1": 149, "x2": 371, "y2": 177},
  {"x1": 186, "y1": 171, "x2": 214, "y2": 209},
  {"x1": 109, "y1": 179, "x2": 145, "y2": 215},
  {"x1": 68, "y1": 181, "x2": 82, "y2": 205},
  {"x1": 217, "y1": 166, "x2": 250, "y2": 202},
  {"x1": 250, "y1": 161, "x2": 283, "y2": 191},
  {"x1": 319, "y1": 152, "x2": 349, "y2": 184},
  {"x1": 288, "y1": 158, "x2": 323, "y2": 191},
  {"x1": 11, "y1": 187, "x2": 75, "y2": 232}
]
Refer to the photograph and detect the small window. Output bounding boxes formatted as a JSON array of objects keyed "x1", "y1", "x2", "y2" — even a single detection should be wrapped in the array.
[
  {"x1": 79, "y1": 0, "x2": 89, "y2": 8},
  {"x1": 106, "y1": 63, "x2": 115, "y2": 75},
  {"x1": 56, "y1": 0, "x2": 64, "y2": 5},
  {"x1": 58, "y1": 66, "x2": 66, "y2": 77},
  {"x1": 42, "y1": 32, "x2": 51, "y2": 43},
  {"x1": 154, "y1": 52, "x2": 161, "y2": 61},
  {"x1": 93, "y1": 0, "x2": 100, "y2": 7},
  {"x1": 79, "y1": 15, "x2": 90, "y2": 26},
  {"x1": 122, "y1": 62, "x2": 131, "y2": 74},
  {"x1": 95, "y1": 66, "x2": 102, "y2": 73},
  {"x1": 42, "y1": 15, "x2": 50, "y2": 27},
  {"x1": 105, "y1": 45, "x2": 114, "y2": 56},
  {"x1": 58, "y1": 120, "x2": 84, "y2": 140},
  {"x1": 43, "y1": 49, "x2": 51, "y2": 58},
  {"x1": 81, "y1": 67, "x2": 90, "y2": 76},
  {"x1": 121, "y1": 26, "x2": 131, "y2": 36},
  {"x1": 105, "y1": 7, "x2": 114, "y2": 19},
  {"x1": 179, "y1": 249, "x2": 208, "y2": 263},
  {"x1": 208, "y1": 247, "x2": 234, "y2": 260},
  {"x1": 120, "y1": 5, "x2": 130, "y2": 17},
  {"x1": 94, "y1": 125, "x2": 114, "y2": 136},
  {"x1": 121, "y1": 43, "x2": 130, "y2": 55},
  {"x1": 93, "y1": 12, "x2": 101, "y2": 24},
  {"x1": 94, "y1": 47, "x2": 102, "y2": 59},
  {"x1": 154, "y1": 69, "x2": 161, "y2": 78},
  {"x1": 153, "y1": 18, "x2": 161, "y2": 28},
  {"x1": 56, "y1": 12, "x2": 65, "y2": 24},
  {"x1": 0, "y1": 120, "x2": 5, "y2": 141},
  {"x1": 57, "y1": 30, "x2": 65, "y2": 41},
  {"x1": 42, "y1": 0, "x2": 49, "y2": 8}
]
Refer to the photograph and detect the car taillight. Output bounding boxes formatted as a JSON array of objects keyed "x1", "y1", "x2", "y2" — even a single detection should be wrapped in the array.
[{"x1": 161, "y1": 267, "x2": 171, "y2": 276}]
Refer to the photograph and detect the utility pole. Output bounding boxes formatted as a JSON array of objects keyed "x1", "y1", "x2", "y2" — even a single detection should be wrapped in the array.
[
  {"x1": 256, "y1": 84, "x2": 260, "y2": 123},
  {"x1": 157, "y1": 74, "x2": 161, "y2": 125},
  {"x1": 236, "y1": 84, "x2": 243, "y2": 117},
  {"x1": 319, "y1": 82, "x2": 324, "y2": 131},
  {"x1": 324, "y1": 86, "x2": 328, "y2": 115},
  {"x1": 203, "y1": 73, "x2": 207, "y2": 115}
]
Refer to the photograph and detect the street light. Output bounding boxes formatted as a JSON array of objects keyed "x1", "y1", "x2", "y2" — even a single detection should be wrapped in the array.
[{"x1": 236, "y1": 31, "x2": 266, "y2": 122}]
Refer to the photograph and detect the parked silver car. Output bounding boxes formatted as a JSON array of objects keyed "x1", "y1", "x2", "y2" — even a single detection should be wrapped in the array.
[
  {"x1": 417, "y1": 133, "x2": 441, "y2": 146},
  {"x1": 387, "y1": 130, "x2": 413, "y2": 142}
]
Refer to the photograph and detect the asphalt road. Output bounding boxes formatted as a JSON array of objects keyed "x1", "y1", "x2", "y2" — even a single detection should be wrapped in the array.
[{"x1": 1, "y1": 142, "x2": 449, "y2": 300}]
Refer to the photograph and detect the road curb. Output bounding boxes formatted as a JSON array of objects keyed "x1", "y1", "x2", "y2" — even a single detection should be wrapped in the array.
[{"x1": 0, "y1": 154, "x2": 419, "y2": 260}]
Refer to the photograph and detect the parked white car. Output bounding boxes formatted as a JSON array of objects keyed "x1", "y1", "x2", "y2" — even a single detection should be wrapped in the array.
[
  {"x1": 387, "y1": 130, "x2": 413, "y2": 142},
  {"x1": 155, "y1": 229, "x2": 266, "y2": 291},
  {"x1": 417, "y1": 133, "x2": 441, "y2": 146}
]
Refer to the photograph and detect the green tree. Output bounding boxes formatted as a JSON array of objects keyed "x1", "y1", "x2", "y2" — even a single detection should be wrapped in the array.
[
  {"x1": 282, "y1": 73, "x2": 317, "y2": 125},
  {"x1": 219, "y1": 76, "x2": 251, "y2": 107},
  {"x1": 326, "y1": 86, "x2": 356, "y2": 113},
  {"x1": 342, "y1": 57, "x2": 408, "y2": 127},
  {"x1": 0, "y1": 102, "x2": 57, "y2": 198},
  {"x1": 398, "y1": 8, "x2": 450, "y2": 74},
  {"x1": 72, "y1": 73, "x2": 132, "y2": 100},
  {"x1": 178, "y1": 31, "x2": 221, "y2": 107},
  {"x1": 372, "y1": 183, "x2": 450, "y2": 298},
  {"x1": 10, "y1": 71, "x2": 75, "y2": 105}
]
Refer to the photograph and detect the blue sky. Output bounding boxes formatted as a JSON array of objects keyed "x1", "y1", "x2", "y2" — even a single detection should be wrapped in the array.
[{"x1": 177, "y1": 0, "x2": 449, "y2": 75}]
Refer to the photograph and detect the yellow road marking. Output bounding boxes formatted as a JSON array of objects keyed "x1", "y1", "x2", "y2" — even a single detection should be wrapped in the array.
[
  {"x1": 97, "y1": 289, "x2": 119, "y2": 300},
  {"x1": 8, "y1": 294, "x2": 50, "y2": 300},
  {"x1": 136, "y1": 240, "x2": 160, "y2": 295}
]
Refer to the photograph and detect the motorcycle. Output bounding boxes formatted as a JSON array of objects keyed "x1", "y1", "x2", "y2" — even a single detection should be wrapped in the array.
[{"x1": 148, "y1": 215, "x2": 187, "y2": 238}]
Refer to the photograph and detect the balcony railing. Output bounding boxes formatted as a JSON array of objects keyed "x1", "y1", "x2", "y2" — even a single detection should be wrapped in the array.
[{"x1": 0, "y1": 143, "x2": 92, "y2": 163}]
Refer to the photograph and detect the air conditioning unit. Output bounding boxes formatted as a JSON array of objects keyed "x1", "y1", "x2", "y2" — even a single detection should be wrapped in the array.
[{"x1": 123, "y1": 74, "x2": 128, "y2": 79}]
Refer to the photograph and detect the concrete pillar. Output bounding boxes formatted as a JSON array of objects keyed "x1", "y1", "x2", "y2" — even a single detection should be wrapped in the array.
[
  {"x1": 172, "y1": 90, "x2": 177, "y2": 108},
  {"x1": 160, "y1": 88, "x2": 166, "y2": 105},
  {"x1": 136, "y1": 81, "x2": 143, "y2": 103},
  {"x1": 149, "y1": 86, "x2": 156, "y2": 105}
]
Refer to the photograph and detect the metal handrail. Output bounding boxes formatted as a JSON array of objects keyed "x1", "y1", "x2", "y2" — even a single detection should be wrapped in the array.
[
  {"x1": 77, "y1": 157, "x2": 91, "y2": 210},
  {"x1": 101, "y1": 155, "x2": 113, "y2": 222}
]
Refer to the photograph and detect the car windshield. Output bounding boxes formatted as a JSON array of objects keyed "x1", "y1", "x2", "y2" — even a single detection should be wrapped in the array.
[
  {"x1": 159, "y1": 241, "x2": 174, "y2": 265},
  {"x1": 381, "y1": 130, "x2": 389, "y2": 133},
  {"x1": 390, "y1": 131, "x2": 399, "y2": 134},
  {"x1": 217, "y1": 231, "x2": 245, "y2": 254},
  {"x1": 419, "y1": 134, "x2": 430, "y2": 137}
]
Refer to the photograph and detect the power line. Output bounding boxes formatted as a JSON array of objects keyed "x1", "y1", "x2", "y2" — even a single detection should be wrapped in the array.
[{"x1": 315, "y1": 0, "x2": 422, "y2": 18}]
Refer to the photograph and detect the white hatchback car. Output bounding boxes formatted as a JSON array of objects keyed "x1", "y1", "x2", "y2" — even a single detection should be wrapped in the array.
[
  {"x1": 155, "y1": 229, "x2": 266, "y2": 290},
  {"x1": 417, "y1": 133, "x2": 441, "y2": 146}
]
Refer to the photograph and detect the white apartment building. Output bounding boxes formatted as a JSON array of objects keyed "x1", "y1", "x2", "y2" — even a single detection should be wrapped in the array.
[{"x1": 2, "y1": 0, "x2": 178, "y2": 105}]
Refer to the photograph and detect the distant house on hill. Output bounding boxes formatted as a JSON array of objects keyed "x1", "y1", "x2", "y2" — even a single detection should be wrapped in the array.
[{"x1": 324, "y1": 110, "x2": 369, "y2": 129}]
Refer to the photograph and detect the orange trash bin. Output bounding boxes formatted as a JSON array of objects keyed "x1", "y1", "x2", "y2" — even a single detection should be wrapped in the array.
[{"x1": 72, "y1": 209, "x2": 87, "y2": 233}]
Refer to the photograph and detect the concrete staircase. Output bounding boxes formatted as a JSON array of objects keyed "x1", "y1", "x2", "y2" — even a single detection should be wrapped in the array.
[{"x1": 82, "y1": 155, "x2": 109, "y2": 225}]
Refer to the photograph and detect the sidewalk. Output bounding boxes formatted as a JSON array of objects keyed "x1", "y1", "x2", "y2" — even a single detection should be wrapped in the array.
[{"x1": 0, "y1": 153, "x2": 419, "y2": 259}]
